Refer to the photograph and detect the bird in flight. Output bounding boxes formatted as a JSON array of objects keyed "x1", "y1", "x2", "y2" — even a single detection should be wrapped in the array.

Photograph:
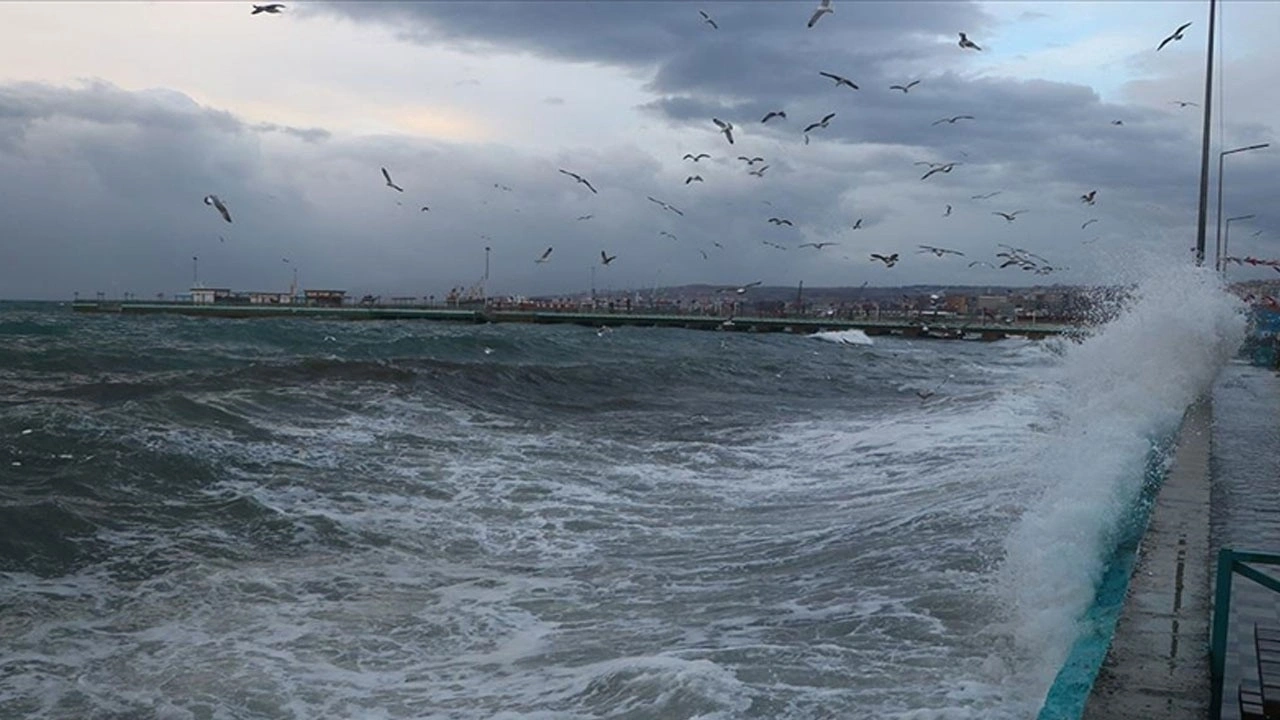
[
  {"x1": 1111, "y1": 120, "x2": 1124, "y2": 126},
  {"x1": 748, "y1": 165, "x2": 770, "y2": 177},
  {"x1": 851, "y1": 218, "x2": 863, "y2": 229},
  {"x1": 659, "y1": 231, "x2": 678, "y2": 241},
  {"x1": 918, "y1": 245, "x2": 964, "y2": 257},
  {"x1": 1081, "y1": 190, "x2": 1097, "y2": 205},
  {"x1": 738, "y1": 156, "x2": 766, "y2": 165},
  {"x1": 870, "y1": 253, "x2": 899, "y2": 267},
  {"x1": 647, "y1": 196, "x2": 684, "y2": 216},
  {"x1": 993, "y1": 210, "x2": 1027, "y2": 222},
  {"x1": 968, "y1": 260, "x2": 996, "y2": 268},
  {"x1": 958, "y1": 32, "x2": 982, "y2": 51},
  {"x1": 808, "y1": 0, "x2": 833, "y2": 28},
  {"x1": 819, "y1": 72, "x2": 859, "y2": 90},
  {"x1": 203, "y1": 194, "x2": 232, "y2": 223},
  {"x1": 601, "y1": 251, "x2": 617, "y2": 265},
  {"x1": 699, "y1": 9, "x2": 718, "y2": 29},
  {"x1": 921, "y1": 163, "x2": 959, "y2": 180},
  {"x1": 762, "y1": 240, "x2": 788, "y2": 250},
  {"x1": 576, "y1": 214, "x2": 594, "y2": 221},
  {"x1": 494, "y1": 183, "x2": 513, "y2": 192},
  {"x1": 535, "y1": 247, "x2": 553, "y2": 263},
  {"x1": 1171, "y1": 100, "x2": 1199, "y2": 108},
  {"x1": 933, "y1": 115, "x2": 975, "y2": 126},
  {"x1": 804, "y1": 112, "x2": 836, "y2": 133},
  {"x1": 768, "y1": 217, "x2": 794, "y2": 226},
  {"x1": 683, "y1": 153, "x2": 711, "y2": 162},
  {"x1": 1157, "y1": 22, "x2": 1192, "y2": 51},
  {"x1": 713, "y1": 118, "x2": 735, "y2": 144},
  {"x1": 971, "y1": 191, "x2": 1002, "y2": 200},
  {"x1": 420, "y1": 206, "x2": 430, "y2": 212},
  {"x1": 799, "y1": 242, "x2": 839, "y2": 249},
  {"x1": 251, "y1": 4, "x2": 285, "y2": 14},
  {"x1": 685, "y1": 175, "x2": 704, "y2": 184},
  {"x1": 890, "y1": 80, "x2": 921, "y2": 93},
  {"x1": 558, "y1": 169, "x2": 598, "y2": 194},
  {"x1": 1082, "y1": 218, "x2": 1099, "y2": 229},
  {"x1": 762, "y1": 111, "x2": 787, "y2": 123},
  {"x1": 381, "y1": 167, "x2": 404, "y2": 192},
  {"x1": 944, "y1": 204, "x2": 952, "y2": 217}
]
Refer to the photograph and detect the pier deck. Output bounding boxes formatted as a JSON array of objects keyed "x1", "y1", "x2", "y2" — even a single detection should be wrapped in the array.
[{"x1": 69, "y1": 301, "x2": 1073, "y2": 341}]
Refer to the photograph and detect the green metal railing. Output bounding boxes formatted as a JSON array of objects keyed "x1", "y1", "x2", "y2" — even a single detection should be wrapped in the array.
[{"x1": 1210, "y1": 548, "x2": 1280, "y2": 719}]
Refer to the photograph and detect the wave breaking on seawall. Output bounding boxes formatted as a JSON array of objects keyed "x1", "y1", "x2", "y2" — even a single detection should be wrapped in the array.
[{"x1": 1000, "y1": 262, "x2": 1247, "y2": 702}]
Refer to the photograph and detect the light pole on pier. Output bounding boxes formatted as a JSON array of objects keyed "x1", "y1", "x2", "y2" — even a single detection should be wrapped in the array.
[
  {"x1": 484, "y1": 246, "x2": 490, "y2": 305},
  {"x1": 1215, "y1": 143, "x2": 1269, "y2": 271},
  {"x1": 1193, "y1": 0, "x2": 1218, "y2": 266},
  {"x1": 1223, "y1": 214, "x2": 1255, "y2": 273},
  {"x1": 192, "y1": 256, "x2": 199, "y2": 287}
]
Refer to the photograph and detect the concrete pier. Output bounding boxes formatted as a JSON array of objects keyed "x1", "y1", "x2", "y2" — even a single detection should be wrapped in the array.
[
  {"x1": 68, "y1": 301, "x2": 1072, "y2": 341},
  {"x1": 1082, "y1": 397, "x2": 1213, "y2": 719}
]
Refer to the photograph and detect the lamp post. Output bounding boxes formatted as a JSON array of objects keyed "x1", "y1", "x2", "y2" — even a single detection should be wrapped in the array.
[
  {"x1": 1215, "y1": 143, "x2": 1269, "y2": 270},
  {"x1": 192, "y1": 256, "x2": 199, "y2": 287},
  {"x1": 1223, "y1": 214, "x2": 1255, "y2": 272},
  {"x1": 1193, "y1": 0, "x2": 1218, "y2": 266},
  {"x1": 484, "y1": 246, "x2": 490, "y2": 306}
]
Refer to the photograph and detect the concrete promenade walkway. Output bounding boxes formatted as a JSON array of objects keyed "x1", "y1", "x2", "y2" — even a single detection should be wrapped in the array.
[{"x1": 1082, "y1": 397, "x2": 1213, "y2": 719}]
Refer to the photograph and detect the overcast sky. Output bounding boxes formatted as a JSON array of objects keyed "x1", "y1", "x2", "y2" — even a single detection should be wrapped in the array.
[{"x1": 0, "y1": 0, "x2": 1277, "y2": 300}]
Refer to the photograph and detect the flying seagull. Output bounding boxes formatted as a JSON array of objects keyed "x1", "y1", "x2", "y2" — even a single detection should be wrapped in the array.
[
  {"x1": 808, "y1": 0, "x2": 833, "y2": 28},
  {"x1": 870, "y1": 253, "x2": 899, "y2": 267},
  {"x1": 762, "y1": 111, "x2": 787, "y2": 123},
  {"x1": 958, "y1": 32, "x2": 982, "y2": 51},
  {"x1": 1081, "y1": 190, "x2": 1097, "y2": 205},
  {"x1": 993, "y1": 210, "x2": 1027, "y2": 222},
  {"x1": 971, "y1": 191, "x2": 1002, "y2": 200},
  {"x1": 203, "y1": 194, "x2": 232, "y2": 223},
  {"x1": 535, "y1": 247, "x2": 553, "y2": 264},
  {"x1": 699, "y1": 9, "x2": 718, "y2": 29},
  {"x1": 921, "y1": 163, "x2": 959, "y2": 180},
  {"x1": 804, "y1": 112, "x2": 836, "y2": 133},
  {"x1": 381, "y1": 167, "x2": 404, "y2": 192},
  {"x1": 577, "y1": 214, "x2": 594, "y2": 221},
  {"x1": 420, "y1": 206, "x2": 430, "y2": 212},
  {"x1": 601, "y1": 251, "x2": 617, "y2": 265},
  {"x1": 799, "y1": 242, "x2": 839, "y2": 249},
  {"x1": 889, "y1": 80, "x2": 921, "y2": 93},
  {"x1": 685, "y1": 175, "x2": 704, "y2": 184},
  {"x1": 558, "y1": 169, "x2": 598, "y2": 194},
  {"x1": 698, "y1": 249, "x2": 709, "y2": 260},
  {"x1": 683, "y1": 153, "x2": 711, "y2": 162},
  {"x1": 1157, "y1": 22, "x2": 1192, "y2": 51},
  {"x1": 767, "y1": 217, "x2": 794, "y2": 226},
  {"x1": 818, "y1": 71, "x2": 859, "y2": 90},
  {"x1": 918, "y1": 244, "x2": 964, "y2": 257},
  {"x1": 748, "y1": 165, "x2": 770, "y2": 177},
  {"x1": 944, "y1": 204, "x2": 952, "y2": 216},
  {"x1": 933, "y1": 115, "x2": 975, "y2": 126},
  {"x1": 1111, "y1": 120, "x2": 1124, "y2": 126},
  {"x1": 494, "y1": 183, "x2": 513, "y2": 192},
  {"x1": 852, "y1": 218, "x2": 863, "y2": 229},
  {"x1": 251, "y1": 4, "x2": 285, "y2": 14},
  {"x1": 713, "y1": 118, "x2": 735, "y2": 144},
  {"x1": 1171, "y1": 100, "x2": 1199, "y2": 108},
  {"x1": 738, "y1": 156, "x2": 766, "y2": 165},
  {"x1": 647, "y1": 196, "x2": 684, "y2": 216},
  {"x1": 968, "y1": 260, "x2": 996, "y2": 268},
  {"x1": 659, "y1": 231, "x2": 678, "y2": 241},
  {"x1": 1082, "y1": 218, "x2": 1099, "y2": 229},
  {"x1": 721, "y1": 281, "x2": 763, "y2": 294}
]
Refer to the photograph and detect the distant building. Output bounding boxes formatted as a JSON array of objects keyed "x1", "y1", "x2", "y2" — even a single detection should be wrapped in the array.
[
  {"x1": 304, "y1": 289, "x2": 346, "y2": 307},
  {"x1": 190, "y1": 287, "x2": 232, "y2": 304},
  {"x1": 246, "y1": 291, "x2": 293, "y2": 305}
]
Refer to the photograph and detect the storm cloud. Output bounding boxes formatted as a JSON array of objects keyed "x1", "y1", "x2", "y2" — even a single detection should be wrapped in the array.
[{"x1": 1, "y1": 1, "x2": 1278, "y2": 300}]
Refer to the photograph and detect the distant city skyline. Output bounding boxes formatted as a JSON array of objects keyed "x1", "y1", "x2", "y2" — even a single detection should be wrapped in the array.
[{"x1": 0, "y1": 1, "x2": 1277, "y2": 300}]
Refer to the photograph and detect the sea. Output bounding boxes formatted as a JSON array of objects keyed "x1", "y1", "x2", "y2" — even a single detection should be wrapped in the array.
[{"x1": 0, "y1": 264, "x2": 1250, "y2": 720}]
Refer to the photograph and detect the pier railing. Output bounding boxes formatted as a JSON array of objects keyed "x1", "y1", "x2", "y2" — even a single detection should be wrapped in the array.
[{"x1": 1210, "y1": 548, "x2": 1280, "y2": 719}]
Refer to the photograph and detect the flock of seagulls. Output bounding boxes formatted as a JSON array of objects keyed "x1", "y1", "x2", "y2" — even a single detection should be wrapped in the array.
[{"x1": 202, "y1": 3, "x2": 1225, "y2": 325}]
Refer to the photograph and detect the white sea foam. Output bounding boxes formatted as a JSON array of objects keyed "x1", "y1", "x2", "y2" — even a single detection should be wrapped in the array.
[
  {"x1": 809, "y1": 328, "x2": 874, "y2": 345},
  {"x1": 1001, "y1": 261, "x2": 1247, "y2": 696}
]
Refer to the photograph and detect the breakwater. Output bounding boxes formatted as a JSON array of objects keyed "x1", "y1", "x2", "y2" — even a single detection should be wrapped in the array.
[{"x1": 69, "y1": 301, "x2": 1072, "y2": 340}]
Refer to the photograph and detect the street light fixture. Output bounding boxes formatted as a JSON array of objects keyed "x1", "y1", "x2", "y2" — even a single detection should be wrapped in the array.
[
  {"x1": 1215, "y1": 143, "x2": 1270, "y2": 270},
  {"x1": 1223, "y1": 213, "x2": 1256, "y2": 272}
]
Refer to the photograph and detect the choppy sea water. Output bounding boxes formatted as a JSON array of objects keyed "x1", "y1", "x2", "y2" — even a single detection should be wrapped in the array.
[{"x1": 0, "y1": 266, "x2": 1247, "y2": 719}]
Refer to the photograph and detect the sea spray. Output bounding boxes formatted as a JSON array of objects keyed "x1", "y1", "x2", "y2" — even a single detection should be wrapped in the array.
[{"x1": 1001, "y1": 262, "x2": 1247, "y2": 700}]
